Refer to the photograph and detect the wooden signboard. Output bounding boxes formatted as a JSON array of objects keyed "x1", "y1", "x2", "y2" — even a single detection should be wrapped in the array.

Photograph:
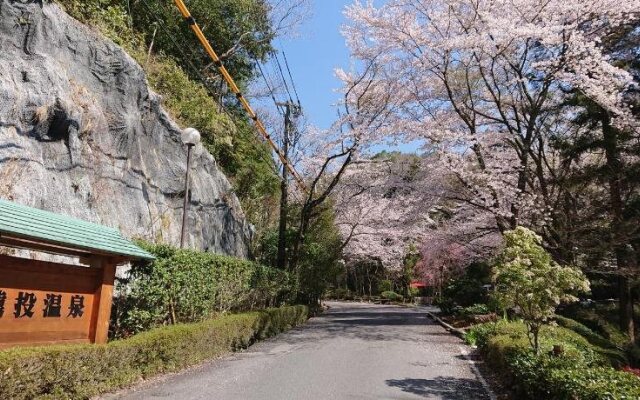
[{"x1": 0, "y1": 255, "x2": 115, "y2": 348}]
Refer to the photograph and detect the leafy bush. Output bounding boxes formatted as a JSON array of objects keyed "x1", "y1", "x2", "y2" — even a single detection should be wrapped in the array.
[
  {"x1": 492, "y1": 227, "x2": 590, "y2": 353},
  {"x1": 457, "y1": 303, "x2": 491, "y2": 316},
  {"x1": 111, "y1": 243, "x2": 293, "y2": 337},
  {"x1": 467, "y1": 320, "x2": 640, "y2": 399},
  {"x1": 378, "y1": 279, "x2": 393, "y2": 293},
  {"x1": 442, "y1": 275, "x2": 489, "y2": 308},
  {"x1": 561, "y1": 303, "x2": 632, "y2": 347},
  {"x1": 554, "y1": 315, "x2": 629, "y2": 367},
  {"x1": 326, "y1": 288, "x2": 354, "y2": 300},
  {"x1": 434, "y1": 297, "x2": 457, "y2": 315},
  {"x1": 507, "y1": 351, "x2": 640, "y2": 400},
  {"x1": 381, "y1": 291, "x2": 402, "y2": 301},
  {"x1": 0, "y1": 305, "x2": 307, "y2": 400}
]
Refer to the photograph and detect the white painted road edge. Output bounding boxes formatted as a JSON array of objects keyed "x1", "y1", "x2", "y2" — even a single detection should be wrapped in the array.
[{"x1": 458, "y1": 346, "x2": 498, "y2": 400}]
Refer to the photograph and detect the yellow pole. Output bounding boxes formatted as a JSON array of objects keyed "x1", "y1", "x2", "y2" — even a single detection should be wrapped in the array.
[{"x1": 173, "y1": 0, "x2": 308, "y2": 193}]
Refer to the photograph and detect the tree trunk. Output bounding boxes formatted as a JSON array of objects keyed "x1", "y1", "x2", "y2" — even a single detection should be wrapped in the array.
[
  {"x1": 619, "y1": 275, "x2": 635, "y2": 342},
  {"x1": 603, "y1": 116, "x2": 636, "y2": 342}
]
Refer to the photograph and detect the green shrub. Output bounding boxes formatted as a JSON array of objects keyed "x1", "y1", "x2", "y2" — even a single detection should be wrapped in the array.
[
  {"x1": 469, "y1": 320, "x2": 640, "y2": 399},
  {"x1": 0, "y1": 305, "x2": 307, "y2": 400},
  {"x1": 381, "y1": 291, "x2": 402, "y2": 301},
  {"x1": 378, "y1": 279, "x2": 393, "y2": 293},
  {"x1": 326, "y1": 288, "x2": 353, "y2": 300},
  {"x1": 441, "y1": 262, "x2": 491, "y2": 308},
  {"x1": 561, "y1": 303, "x2": 631, "y2": 347},
  {"x1": 457, "y1": 303, "x2": 491, "y2": 316},
  {"x1": 111, "y1": 243, "x2": 293, "y2": 337},
  {"x1": 506, "y1": 351, "x2": 640, "y2": 399},
  {"x1": 435, "y1": 297, "x2": 457, "y2": 315},
  {"x1": 465, "y1": 322, "x2": 498, "y2": 348},
  {"x1": 492, "y1": 227, "x2": 590, "y2": 353},
  {"x1": 555, "y1": 315, "x2": 628, "y2": 367},
  {"x1": 442, "y1": 277, "x2": 488, "y2": 307}
]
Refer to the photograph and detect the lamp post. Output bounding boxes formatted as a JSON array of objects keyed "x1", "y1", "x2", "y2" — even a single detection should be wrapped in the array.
[{"x1": 180, "y1": 127, "x2": 201, "y2": 248}]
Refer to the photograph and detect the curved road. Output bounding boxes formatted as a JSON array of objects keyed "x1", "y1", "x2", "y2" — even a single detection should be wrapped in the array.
[{"x1": 108, "y1": 302, "x2": 491, "y2": 400}]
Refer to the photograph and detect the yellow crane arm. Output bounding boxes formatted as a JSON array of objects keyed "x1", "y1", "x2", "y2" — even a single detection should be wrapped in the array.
[{"x1": 173, "y1": 0, "x2": 308, "y2": 193}]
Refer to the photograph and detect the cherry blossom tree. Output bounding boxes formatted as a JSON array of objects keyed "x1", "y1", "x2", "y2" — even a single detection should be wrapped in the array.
[
  {"x1": 340, "y1": 0, "x2": 640, "y2": 335},
  {"x1": 340, "y1": 0, "x2": 639, "y2": 234},
  {"x1": 334, "y1": 154, "x2": 442, "y2": 270}
]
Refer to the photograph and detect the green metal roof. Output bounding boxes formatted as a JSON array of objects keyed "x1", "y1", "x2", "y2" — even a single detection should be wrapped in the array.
[{"x1": 0, "y1": 199, "x2": 154, "y2": 260}]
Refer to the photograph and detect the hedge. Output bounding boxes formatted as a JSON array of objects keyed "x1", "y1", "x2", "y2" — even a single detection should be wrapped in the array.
[
  {"x1": 111, "y1": 243, "x2": 294, "y2": 337},
  {"x1": 467, "y1": 320, "x2": 640, "y2": 399},
  {"x1": 0, "y1": 305, "x2": 308, "y2": 400}
]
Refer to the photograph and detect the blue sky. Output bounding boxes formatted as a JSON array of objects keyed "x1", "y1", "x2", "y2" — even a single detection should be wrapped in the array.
[
  {"x1": 278, "y1": 0, "x2": 353, "y2": 131},
  {"x1": 275, "y1": 1, "x2": 421, "y2": 154}
]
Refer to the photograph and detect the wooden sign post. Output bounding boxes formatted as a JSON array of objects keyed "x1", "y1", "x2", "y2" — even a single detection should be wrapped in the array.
[{"x1": 0, "y1": 199, "x2": 153, "y2": 349}]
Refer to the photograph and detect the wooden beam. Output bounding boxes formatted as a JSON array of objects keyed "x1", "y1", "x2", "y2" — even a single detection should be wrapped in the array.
[
  {"x1": 0, "y1": 234, "x2": 137, "y2": 264},
  {"x1": 0, "y1": 235, "x2": 92, "y2": 258},
  {"x1": 89, "y1": 259, "x2": 116, "y2": 344}
]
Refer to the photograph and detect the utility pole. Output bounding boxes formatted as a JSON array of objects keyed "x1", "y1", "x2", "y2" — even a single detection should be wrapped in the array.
[{"x1": 276, "y1": 102, "x2": 301, "y2": 270}]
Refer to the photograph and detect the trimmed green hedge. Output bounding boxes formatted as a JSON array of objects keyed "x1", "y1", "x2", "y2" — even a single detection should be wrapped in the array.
[
  {"x1": 111, "y1": 243, "x2": 294, "y2": 337},
  {"x1": 466, "y1": 320, "x2": 640, "y2": 399},
  {"x1": 0, "y1": 305, "x2": 308, "y2": 400}
]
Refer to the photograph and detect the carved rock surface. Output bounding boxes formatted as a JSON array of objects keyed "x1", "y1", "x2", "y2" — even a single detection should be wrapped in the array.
[{"x1": 0, "y1": 0, "x2": 251, "y2": 257}]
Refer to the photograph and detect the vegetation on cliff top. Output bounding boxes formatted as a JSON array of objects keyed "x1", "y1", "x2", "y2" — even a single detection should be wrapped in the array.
[{"x1": 57, "y1": 0, "x2": 281, "y2": 233}]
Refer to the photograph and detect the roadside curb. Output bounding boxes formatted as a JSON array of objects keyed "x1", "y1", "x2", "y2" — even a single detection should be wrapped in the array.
[
  {"x1": 424, "y1": 310, "x2": 498, "y2": 400},
  {"x1": 426, "y1": 311, "x2": 467, "y2": 339}
]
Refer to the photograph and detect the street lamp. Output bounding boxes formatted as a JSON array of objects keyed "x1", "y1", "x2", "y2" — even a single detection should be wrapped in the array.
[{"x1": 180, "y1": 127, "x2": 201, "y2": 248}]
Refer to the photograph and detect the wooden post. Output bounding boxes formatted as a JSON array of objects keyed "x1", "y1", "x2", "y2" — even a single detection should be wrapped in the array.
[{"x1": 89, "y1": 259, "x2": 116, "y2": 344}]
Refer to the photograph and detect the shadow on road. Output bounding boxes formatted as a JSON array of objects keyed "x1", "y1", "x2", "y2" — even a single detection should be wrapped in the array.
[
  {"x1": 385, "y1": 377, "x2": 489, "y2": 399},
  {"x1": 275, "y1": 304, "x2": 458, "y2": 344}
]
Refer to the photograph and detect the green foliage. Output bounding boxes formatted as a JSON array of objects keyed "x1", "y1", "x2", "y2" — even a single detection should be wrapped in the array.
[
  {"x1": 561, "y1": 303, "x2": 633, "y2": 347},
  {"x1": 56, "y1": 0, "x2": 281, "y2": 230},
  {"x1": 442, "y1": 277, "x2": 488, "y2": 308},
  {"x1": 457, "y1": 303, "x2": 491, "y2": 316},
  {"x1": 345, "y1": 259, "x2": 386, "y2": 297},
  {"x1": 439, "y1": 261, "x2": 491, "y2": 314},
  {"x1": 507, "y1": 351, "x2": 640, "y2": 400},
  {"x1": 554, "y1": 315, "x2": 629, "y2": 367},
  {"x1": 381, "y1": 291, "x2": 402, "y2": 301},
  {"x1": 0, "y1": 306, "x2": 307, "y2": 400},
  {"x1": 127, "y1": 0, "x2": 273, "y2": 86},
  {"x1": 559, "y1": 302, "x2": 640, "y2": 365},
  {"x1": 258, "y1": 203, "x2": 344, "y2": 305},
  {"x1": 111, "y1": 242, "x2": 293, "y2": 337},
  {"x1": 295, "y1": 204, "x2": 344, "y2": 305},
  {"x1": 492, "y1": 227, "x2": 590, "y2": 352},
  {"x1": 378, "y1": 279, "x2": 393, "y2": 293},
  {"x1": 434, "y1": 297, "x2": 457, "y2": 314},
  {"x1": 399, "y1": 245, "x2": 420, "y2": 297},
  {"x1": 325, "y1": 288, "x2": 354, "y2": 300},
  {"x1": 466, "y1": 320, "x2": 640, "y2": 399},
  {"x1": 464, "y1": 322, "x2": 497, "y2": 348}
]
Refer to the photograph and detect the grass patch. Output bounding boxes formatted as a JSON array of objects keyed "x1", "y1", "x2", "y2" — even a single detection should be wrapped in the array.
[{"x1": 0, "y1": 305, "x2": 307, "y2": 400}]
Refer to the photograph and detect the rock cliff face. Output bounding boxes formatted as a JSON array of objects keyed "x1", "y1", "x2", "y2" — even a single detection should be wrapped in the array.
[{"x1": 0, "y1": 0, "x2": 252, "y2": 257}]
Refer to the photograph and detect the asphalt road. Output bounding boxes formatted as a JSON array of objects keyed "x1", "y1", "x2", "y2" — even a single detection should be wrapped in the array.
[{"x1": 108, "y1": 302, "x2": 492, "y2": 400}]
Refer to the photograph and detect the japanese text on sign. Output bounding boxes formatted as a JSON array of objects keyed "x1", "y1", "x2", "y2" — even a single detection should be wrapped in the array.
[{"x1": 0, "y1": 290, "x2": 85, "y2": 319}]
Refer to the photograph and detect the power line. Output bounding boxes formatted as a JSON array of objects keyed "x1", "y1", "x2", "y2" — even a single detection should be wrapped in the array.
[
  {"x1": 136, "y1": 0, "x2": 281, "y2": 177},
  {"x1": 172, "y1": 0, "x2": 308, "y2": 192},
  {"x1": 281, "y1": 50, "x2": 301, "y2": 106},
  {"x1": 255, "y1": 59, "x2": 285, "y2": 115},
  {"x1": 273, "y1": 52, "x2": 294, "y2": 104}
]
